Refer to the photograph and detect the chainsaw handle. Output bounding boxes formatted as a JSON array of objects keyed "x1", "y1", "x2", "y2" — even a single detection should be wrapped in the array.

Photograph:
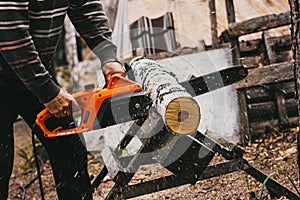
[
  {"x1": 35, "y1": 108, "x2": 63, "y2": 137},
  {"x1": 36, "y1": 107, "x2": 87, "y2": 137}
]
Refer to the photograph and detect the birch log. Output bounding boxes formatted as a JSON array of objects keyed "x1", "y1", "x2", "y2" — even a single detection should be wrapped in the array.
[{"x1": 130, "y1": 57, "x2": 200, "y2": 135}]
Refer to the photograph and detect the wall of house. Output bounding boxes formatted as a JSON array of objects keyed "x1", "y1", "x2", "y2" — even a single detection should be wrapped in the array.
[{"x1": 126, "y1": 0, "x2": 290, "y2": 47}]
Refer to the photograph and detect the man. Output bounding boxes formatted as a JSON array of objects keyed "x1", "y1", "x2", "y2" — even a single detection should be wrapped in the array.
[{"x1": 0, "y1": 0, "x2": 124, "y2": 199}]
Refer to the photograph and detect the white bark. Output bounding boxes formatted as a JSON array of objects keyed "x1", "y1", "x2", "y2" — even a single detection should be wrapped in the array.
[{"x1": 130, "y1": 57, "x2": 200, "y2": 135}]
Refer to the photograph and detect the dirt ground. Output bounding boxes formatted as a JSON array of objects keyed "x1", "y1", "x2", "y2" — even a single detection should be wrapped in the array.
[{"x1": 8, "y1": 119, "x2": 300, "y2": 200}]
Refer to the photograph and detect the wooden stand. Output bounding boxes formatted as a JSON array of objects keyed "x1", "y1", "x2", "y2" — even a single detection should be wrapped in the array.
[{"x1": 91, "y1": 116, "x2": 299, "y2": 199}]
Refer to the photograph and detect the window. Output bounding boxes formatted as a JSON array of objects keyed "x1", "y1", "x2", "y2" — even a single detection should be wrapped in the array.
[{"x1": 130, "y1": 12, "x2": 177, "y2": 56}]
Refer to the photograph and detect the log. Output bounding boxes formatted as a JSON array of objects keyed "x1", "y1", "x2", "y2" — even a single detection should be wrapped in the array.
[
  {"x1": 238, "y1": 89, "x2": 250, "y2": 144},
  {"x1": 246, "y1": 81, "x2": 296, "y2": 103},
  {"x1": 228, "y1": 11, "x2": 290, "y2": 37},
  {"x1": 246, "y1": 86, "x2": 271, "y2": 102},
  {"x1": 225, "y1": 0, "x2": 236, "y2": 24},
  {"x1": 240, "y1": 56, "x2": 263, "y2": 68},
  {"x1": 209, "y1": 0, "x2": 218, "y2": 49},
  {"x1": 286, "y1": 98, "x2": 299, "y2": 117},
  {"x1": 250, "y1": 116, "x2": 299, "y2": 134},
  {"x1": 235, "y1": 61, "x2": 294, "y2": 89},
  {"x1": 248, "y1": 99, "x2": 298, "y2": 120},
  {"x1": 239, "y1": 39, "x2": 261, "y2": 56},
  {"x1": 225, "y1": 0, "x2": 240, "y2": 65},
  {"x1": 130, "y1": 57, "x2": 200, "y2": 135},
  {"x1": 239, "y1": 35, "x2": 291, "y2": 57},
  {"x1": 266, "y1": 35, "x2": 291, "y2": 52},
  {"x1": 271, "y1": 85, "x2": 289, "y2": 128},
  {"x1": 248, "y1": 101, "x2": 276, "y2": 119}
]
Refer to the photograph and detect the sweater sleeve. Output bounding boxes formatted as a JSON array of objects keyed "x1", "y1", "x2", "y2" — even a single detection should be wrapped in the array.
[
  {"x1": 0, "y1": 0, "x2": 60, "y2": 103},
  {"x1": 68, "y1": 0, "x2": 118, "y2": 66}
]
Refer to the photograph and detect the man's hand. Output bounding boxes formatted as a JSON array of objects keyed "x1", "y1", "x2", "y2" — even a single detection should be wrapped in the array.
[
  {"x1": 102, "y1": 61, "x2": 125, "y2": 83},
  {"x1": 44, "y1": 88, "x2": 79, "y2": 118}
]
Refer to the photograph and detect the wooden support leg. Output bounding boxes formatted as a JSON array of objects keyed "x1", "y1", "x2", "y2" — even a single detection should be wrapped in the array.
[
  {"x1": 99, "y1": 128, "x2": 300, "y2": 199},
  {"x1": 242, "y1": 160, "x2": 300, "y2": 199}
]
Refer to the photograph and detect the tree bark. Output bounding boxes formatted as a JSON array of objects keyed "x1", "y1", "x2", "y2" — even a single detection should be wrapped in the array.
[
  {"x1": 130, "y1": 57, "x2": 200, "y2": 135},
  {"x1": 288, "y1": 0, "x2": 300, "y2": 187}
]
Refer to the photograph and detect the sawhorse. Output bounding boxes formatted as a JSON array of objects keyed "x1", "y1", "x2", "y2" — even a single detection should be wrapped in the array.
[{"x1": 90, "y1": 112, "x2": 299, "y2": 199}]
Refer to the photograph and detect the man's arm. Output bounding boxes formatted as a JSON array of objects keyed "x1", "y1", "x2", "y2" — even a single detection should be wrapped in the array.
[
  {"x1": 68, "y1": 0, "x2": 125, "y2": 80},
  {"x1": 0, "y1": 1, "x2": 76, "y2": 118}
]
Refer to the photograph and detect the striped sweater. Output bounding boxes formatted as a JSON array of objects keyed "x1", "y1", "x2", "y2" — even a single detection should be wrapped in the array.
[{"x1": 0, "y1": 0, "x2": 117, "y2": 103}]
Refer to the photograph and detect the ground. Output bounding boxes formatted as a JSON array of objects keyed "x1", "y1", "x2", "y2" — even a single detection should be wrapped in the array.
[{"x1": 8, "y1": 119, "x2": 300, "y2": 199}]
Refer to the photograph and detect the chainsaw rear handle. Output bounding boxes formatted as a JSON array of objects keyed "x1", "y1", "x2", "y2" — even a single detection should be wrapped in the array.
[{"x1": 35, "y1": 75, "x2": 143, "y2": 137}]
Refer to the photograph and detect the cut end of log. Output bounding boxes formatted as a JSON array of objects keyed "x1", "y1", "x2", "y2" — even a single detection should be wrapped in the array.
[{"x1": 165, "y1": 97, "x2": 200, "y2": 135}]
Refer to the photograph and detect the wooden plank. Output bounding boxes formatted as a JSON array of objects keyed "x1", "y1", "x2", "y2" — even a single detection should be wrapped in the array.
[
  {"x1": 240, "y1": 56, "x2": 263, "y2": 68},
  {"x1": 271, "y1": 85, "x2": 289, "y2": 128},
  {"x1": 248, "y1": 101, "x2": 276, "y2": 119},
  {"x1": 248, "y1": 99, "x2": 297, "y2": 120},
  {"x1": 239, "y1": 35, "x2": 291, "y2": 56},
  {"x1": 239, "y1": 39, "x2": 261, "y2": 55},
  {"x1": 235, "y1": 62, "x2": 294, "y2": 89},
  {"x1": 250, "y1": 118, "x2": 279, "y2": 133},
  {"x1": 246, "y1": 81, "x2": 296, "y2": 102},
  {"x1": 263, "y1": 31, "x2": 277, "y2": 64},
  {"x1": 225, "y1": 0, "x2": 240, "y2": 65},
  {"x1": 271, "y1": 35, "x2": 291, "y2": 51},
  {"x1": 286, "y1": 98, "x2": 298, "y2": 117},
  {"x1": 250, "y1": 117, "x2": 299, "y2": 133},
  {"x1": 246, "y1": 86, "x2": 270, "y2": 102},
  {"x1": 238, "y1": 89, "x2": 250, "y2": 145},
  {"x1": 281, "y1": 81, "x2": 297, "y2": 95},
  {"x1": 228, "y1": 11, "x2": 290, "y2": 37},
  {"x1": 225, "y1": 0, "x2": 235, "y2": 23},
  {"x1": 209, "y1": 0, "x2": 218, "y2": 49}
]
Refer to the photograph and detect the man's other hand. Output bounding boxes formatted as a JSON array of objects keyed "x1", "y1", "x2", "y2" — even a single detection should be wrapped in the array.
[
  {"x1": 44, "y1": 88, "x2": 79, "y2": 118},
  {"x1": 102, "y1": 61, "x2": 125, "y2": 83}
]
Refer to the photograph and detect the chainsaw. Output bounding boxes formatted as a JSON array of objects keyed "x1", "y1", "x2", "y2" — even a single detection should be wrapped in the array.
[{"x1": 35, "y1": 65, "x2": 248, "y2": 138}]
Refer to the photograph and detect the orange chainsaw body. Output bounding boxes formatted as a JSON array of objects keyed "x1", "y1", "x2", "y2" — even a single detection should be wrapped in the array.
[{"x1": 36, "y1": 75, "x2": 142, "y2": 137}]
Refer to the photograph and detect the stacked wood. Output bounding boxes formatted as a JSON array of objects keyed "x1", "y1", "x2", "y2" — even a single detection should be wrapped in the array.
[
  {"x1": 236, "y1": 61, "x2": 298, "y2": 137},
  {"x1": 221, "y1": 0, "x2": 296, "y2": 143},
  {"x1": 219, "y1": 34, "x2": 292, "y2": 67}
]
